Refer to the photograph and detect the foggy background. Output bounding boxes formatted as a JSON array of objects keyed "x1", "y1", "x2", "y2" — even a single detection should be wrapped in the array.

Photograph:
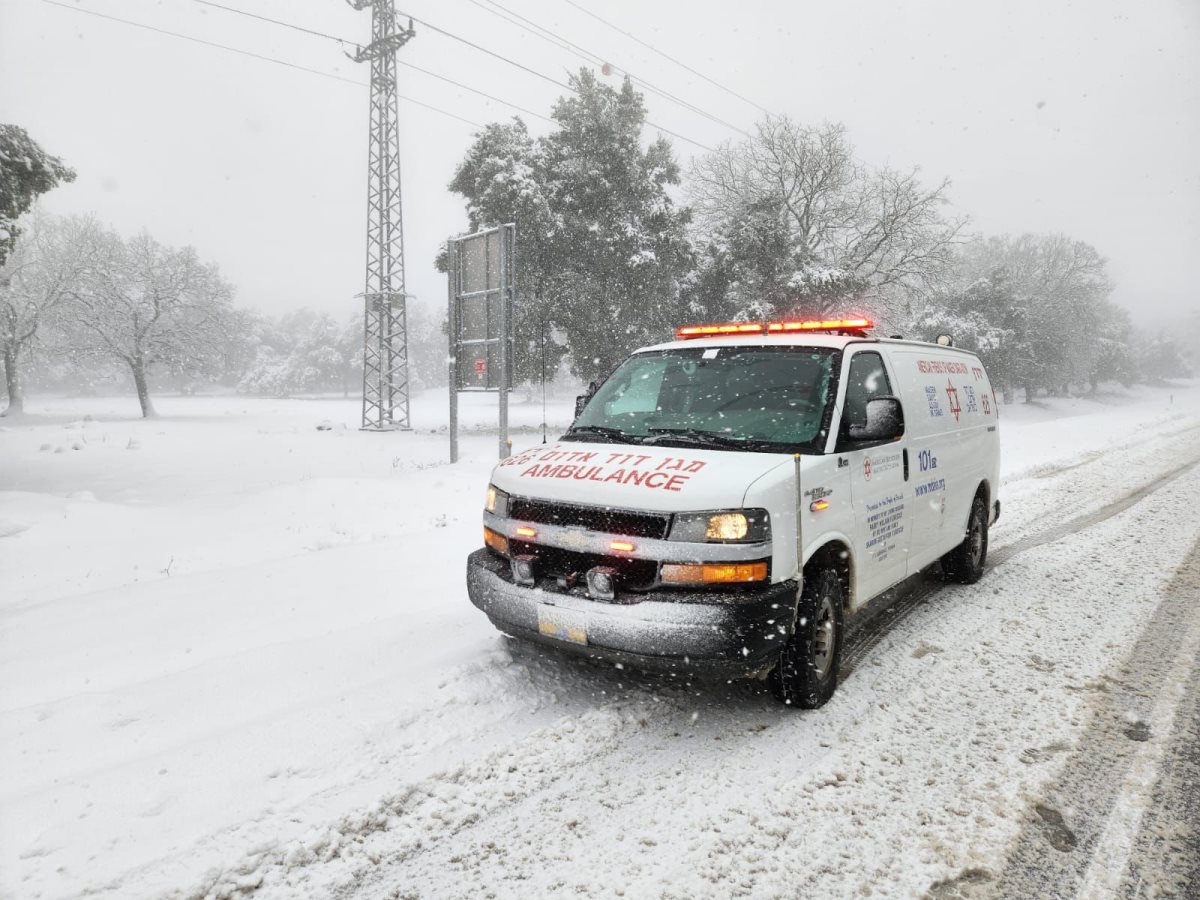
[{"x1": 3, "y1": 0, "x2": 1197, "y2": 326}]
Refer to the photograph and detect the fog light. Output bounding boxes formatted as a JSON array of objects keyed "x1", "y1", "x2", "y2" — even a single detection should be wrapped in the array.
[
  {"x1": 586, "y1": 566, "x2": 618, "y2": 601},
  {"x1": 511, "y1": 554, "x2": 536, "y2": 587}
]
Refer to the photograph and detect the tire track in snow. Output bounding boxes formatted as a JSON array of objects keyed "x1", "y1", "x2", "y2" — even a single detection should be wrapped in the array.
[
  {"x1": 841, "y1": 438, "x2": 1200, "y2": 675},
  {"x1": 179, "y1": 698, "x2": 678, "y2": 900},
  {"x1": 1012, "y1": 421, "x2": 1199, "y2": 482},
  {"x1": 1118, "y1": 619, "x2": 1200, "y2": 898},
  {"x1": 974, "y1": 537, "x2": 1200, "y2": 899}
]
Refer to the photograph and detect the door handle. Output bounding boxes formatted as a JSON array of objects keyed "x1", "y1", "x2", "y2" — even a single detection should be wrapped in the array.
[{"x1": 903, "y1": 448, "x2": 909, "y2": 481}]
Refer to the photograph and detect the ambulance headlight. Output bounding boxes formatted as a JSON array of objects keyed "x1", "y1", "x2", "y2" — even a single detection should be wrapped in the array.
[
  {"x1": 668, "y1": 509, "x2": 770, "y2": 543},
  {"x1": 485, "y1": 485, "x2": 510, "y2": 517}
]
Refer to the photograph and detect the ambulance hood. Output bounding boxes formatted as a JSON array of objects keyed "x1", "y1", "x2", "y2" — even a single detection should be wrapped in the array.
[{"x1": 490, "y1": 441, "x2": 795, "y2": 512}]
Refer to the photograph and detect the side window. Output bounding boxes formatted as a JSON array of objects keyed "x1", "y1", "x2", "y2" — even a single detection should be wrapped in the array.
[{"x1": 842, "y1": 352, "x2": 892, "y2": 429}]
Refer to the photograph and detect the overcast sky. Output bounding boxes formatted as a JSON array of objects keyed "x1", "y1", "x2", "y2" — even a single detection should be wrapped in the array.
[{"x1": 2, "y1": 0, "x2": 1197, "y2": 327}]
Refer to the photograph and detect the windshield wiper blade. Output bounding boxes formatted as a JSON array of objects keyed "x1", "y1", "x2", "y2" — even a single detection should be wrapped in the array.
[
  {"x1": 644, "y1": 427, "x2": 749, "y2": 448},
  {"x1": 564, "y1": 425, "x2": 642, "y2": 443}
]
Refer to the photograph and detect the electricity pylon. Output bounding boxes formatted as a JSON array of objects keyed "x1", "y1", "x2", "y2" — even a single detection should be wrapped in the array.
[{"x1": 347, "y1": 0, "x2": 414, "y2": 430}]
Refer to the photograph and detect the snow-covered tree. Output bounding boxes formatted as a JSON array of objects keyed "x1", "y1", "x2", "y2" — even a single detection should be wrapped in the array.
[
  {"x1": 540, "y1": 72, "x2": 693, "y2": 381},
  {"x1": 447, "y1": 119, "x2": 565, "y2": 387},
  {"x1": 927, "y1": 234, "x2": 1116, "y2": 401},
  {"x1": 406, "y1": 302, "x2": 449, "y2": 392},
  {"x1": 1088, "y1": 303, "x2": 1136, "y2": 390},
  {"x1": 212, "y1": 307, "x2": 266, "y2": 389},
  {"x1": 238, "y1": 310, "x2": 358, "y2": 397},
  {"x1": 0, "y1": 125, "x2": 75, "y2": 269},
  {"x1": 67, "y1": 228, "x2": 235, "y2": 417},
  {"x1": 687, "y1": 118, "x2": 961, "y2": 321},
  {"x1": 1, "y1": 214, "x2": 103, "y2": 414},
  {"x1": 1135, "y1": 333, "x2": 1192, "y2": 382},
  {"x1": 448, "y1": 72, "x2": 693, "y2": 384}
]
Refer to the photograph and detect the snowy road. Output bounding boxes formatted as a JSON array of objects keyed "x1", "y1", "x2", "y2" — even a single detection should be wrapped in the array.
[
  {"x1": 218, "y1": 425, "x2": 1200, "y2": 899},
  {"x1": 2, "y1": 385, "x2": 1199, "y2": 899}
]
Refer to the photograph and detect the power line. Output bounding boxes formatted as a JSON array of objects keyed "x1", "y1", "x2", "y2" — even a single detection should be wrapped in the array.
[
  {"x1": 396, "y1": 6, "x2": 576, "y2": 93},
  {"x1": 561, "y1": 0, "x2": 772, "y2": 116},
  {"x1": 473, "y1": 0, "x2": 751, "y2": 138},
  {"x1": 196, "y1": 0, "x2": 716, "y2": 150},
  {"x1": 400, "y1": 60, "x2": 555, "y2": 124},
  {"x1": 47, "y1": 0, "x2": 714, "y2": 151},
  {"x1": 40, "y1": 1, "x2": 483, "y2": 127},
  {"x1": 192, "y1": 0, "x2": 554, "y2": 124},
  {"x1": 193, "y1": 0, "x2": 354, "y2": 46},
  {"x1": 392, "y1": 6, "x2": 716, "y2": 151},
  {"x1": 465, "y1": 0, "x2": 581, "y2": 59},
  {"x1": 46, "y1": 1, "x2": 361, "y2": 84}
]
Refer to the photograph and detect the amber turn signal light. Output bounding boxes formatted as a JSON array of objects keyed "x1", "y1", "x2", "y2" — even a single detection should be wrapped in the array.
[
  {"x1": 483, "y1": 526, "x2": 509, "y2": 555},
  {"x1": 660, "y1": 561, "x2": 768, "y2": 584}
]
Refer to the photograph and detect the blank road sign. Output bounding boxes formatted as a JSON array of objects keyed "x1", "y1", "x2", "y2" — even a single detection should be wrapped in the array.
[{"x1": 451, "y1": 224, "x2": 514, "y2": 392}]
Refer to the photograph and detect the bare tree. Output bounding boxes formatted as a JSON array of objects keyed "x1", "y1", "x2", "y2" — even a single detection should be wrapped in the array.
[
  {"x1": 0, "y1": 213, "x2": 102, "y2": 415},
  {"x1": 68, "y1": 228, "x2": 234, "y2": 417},
  {"x1": 688, "y1": 118, "x2": 963, "y2": 320}
]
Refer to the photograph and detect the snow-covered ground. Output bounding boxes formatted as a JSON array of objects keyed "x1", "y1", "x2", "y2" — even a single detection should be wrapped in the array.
[{"x1": 1, "y1": 382, "x2": 1198, "y2": 899}]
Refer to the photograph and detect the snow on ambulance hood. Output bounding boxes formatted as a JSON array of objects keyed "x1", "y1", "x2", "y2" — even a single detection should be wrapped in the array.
[{"x1": 491, "y1": 441, "x2": 794, "y2": 513}]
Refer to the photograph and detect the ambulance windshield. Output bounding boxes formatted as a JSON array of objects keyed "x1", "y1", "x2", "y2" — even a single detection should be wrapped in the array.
[{"x1": 566, "y1": 346, "x2": 838, "y2": 453}]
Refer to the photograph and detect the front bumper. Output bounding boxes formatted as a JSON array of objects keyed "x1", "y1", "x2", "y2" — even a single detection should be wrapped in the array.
[{"x1": 466, "y1": 548, "x2": 798, "y2": 678}]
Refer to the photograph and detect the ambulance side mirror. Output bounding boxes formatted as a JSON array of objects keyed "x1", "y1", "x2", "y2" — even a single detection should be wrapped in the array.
[
  {"x1": 574, "y1": 381, "x2": 599, "y2": 419},
  {"x1": 846, "y1": 396, "x2": 904, "y2": 444}
]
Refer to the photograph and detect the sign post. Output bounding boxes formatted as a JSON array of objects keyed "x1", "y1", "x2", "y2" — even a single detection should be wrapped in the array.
[
  {"x1": 446, "y1": 223, "x2": 516, "y2": 462},
  {"x1": 446, "y1": 239, "x2": 459, "y2": 464}
]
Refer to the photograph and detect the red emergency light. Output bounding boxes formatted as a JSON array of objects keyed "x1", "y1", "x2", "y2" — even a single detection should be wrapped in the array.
[{"x1": 675, "y1": 317, "x2": 874, "y2": 340}]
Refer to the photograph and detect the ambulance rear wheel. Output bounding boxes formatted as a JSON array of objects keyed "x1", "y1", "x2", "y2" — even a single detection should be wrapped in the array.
[
  {"x1": 942, "y1": 494, "x2": 988, "y2": 584},
  {"x1": 769, "y1": 567, "x2": 844, "y2": 709}
]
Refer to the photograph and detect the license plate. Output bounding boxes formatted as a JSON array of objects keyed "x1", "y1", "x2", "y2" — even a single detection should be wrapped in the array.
[{"x1": 537, "y1": 605, "x2": 588, "y2": 645}]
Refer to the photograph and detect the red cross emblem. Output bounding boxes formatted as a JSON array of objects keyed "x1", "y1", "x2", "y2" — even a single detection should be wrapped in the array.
[
  {"x1": 863, "y1": 457, "x2": 873, "y2": 481},
  {"x1": 945, "y1": 379, "x2": 962, "y2": 422}
]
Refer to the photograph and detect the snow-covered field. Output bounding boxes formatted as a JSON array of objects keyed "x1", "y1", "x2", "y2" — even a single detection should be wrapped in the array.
[{"x1": 2, "y1": 382, "x2": 1199, "y2": 899}]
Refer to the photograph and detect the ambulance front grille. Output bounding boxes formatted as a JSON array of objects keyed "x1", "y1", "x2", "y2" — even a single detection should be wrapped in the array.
[
  {"x1": 508, "y1": 540, "x2": 660, "y2": 591},
  {"x1": 508, "y1": 498, "x2": 670, "y2": 540}
]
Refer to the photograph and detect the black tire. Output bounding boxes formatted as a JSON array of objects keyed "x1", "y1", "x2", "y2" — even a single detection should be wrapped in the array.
[
  {"x1": 769, "y1": 566, "x2": 844, "y2": 708},
  {"x1": 942, "y1": 494, "x2": 989, "y2": 584}
]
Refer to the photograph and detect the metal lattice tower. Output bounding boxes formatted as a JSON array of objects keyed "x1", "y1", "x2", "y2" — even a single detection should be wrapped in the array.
[{"x1": 348, "y1": 1, "x2": 414, "y2": 430}]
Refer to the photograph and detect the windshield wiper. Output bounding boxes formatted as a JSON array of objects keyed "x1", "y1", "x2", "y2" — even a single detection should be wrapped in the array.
[
  {"x1": 563, "y1": 425, "x2": 643, "y2": 444},
  {"x1": 643, "y1": 427, "x2": 750, "y2": 448}
]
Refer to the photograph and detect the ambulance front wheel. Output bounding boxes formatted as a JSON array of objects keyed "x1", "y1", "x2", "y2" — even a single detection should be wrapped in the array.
[
  {"x1": 942, "y1": 494, "x2": 989, "y2": 584},
  {"x1": 768, "y1": 567, "x2": 844, "y2": 709}
]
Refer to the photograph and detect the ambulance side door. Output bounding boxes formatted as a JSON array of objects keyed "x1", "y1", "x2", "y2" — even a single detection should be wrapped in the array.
[
  {"x1": 834, "y1": 349, "x2": 912, "y2": 602},
  {"x1": 888, "y1": 348, "x2": 950, "y2": 571}
]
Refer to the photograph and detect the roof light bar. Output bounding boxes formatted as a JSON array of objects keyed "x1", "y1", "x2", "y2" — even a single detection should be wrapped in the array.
[
  {"x1": 676, "y1": 322, "x2": 765, "y2": 339},
  {"x1": 675, "y1": 318, "x2": 874, "y2": 340}
]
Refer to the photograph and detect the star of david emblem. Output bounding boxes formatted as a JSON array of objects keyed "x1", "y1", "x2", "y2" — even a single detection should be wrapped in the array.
[{"x1": 945, "y1": 380, "x2": 962, "y2": 422}]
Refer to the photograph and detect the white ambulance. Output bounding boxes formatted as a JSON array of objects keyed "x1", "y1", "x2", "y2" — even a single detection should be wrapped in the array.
[{"x1": 467, "y1": 317, "x2": 1000, "y2": 707}]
